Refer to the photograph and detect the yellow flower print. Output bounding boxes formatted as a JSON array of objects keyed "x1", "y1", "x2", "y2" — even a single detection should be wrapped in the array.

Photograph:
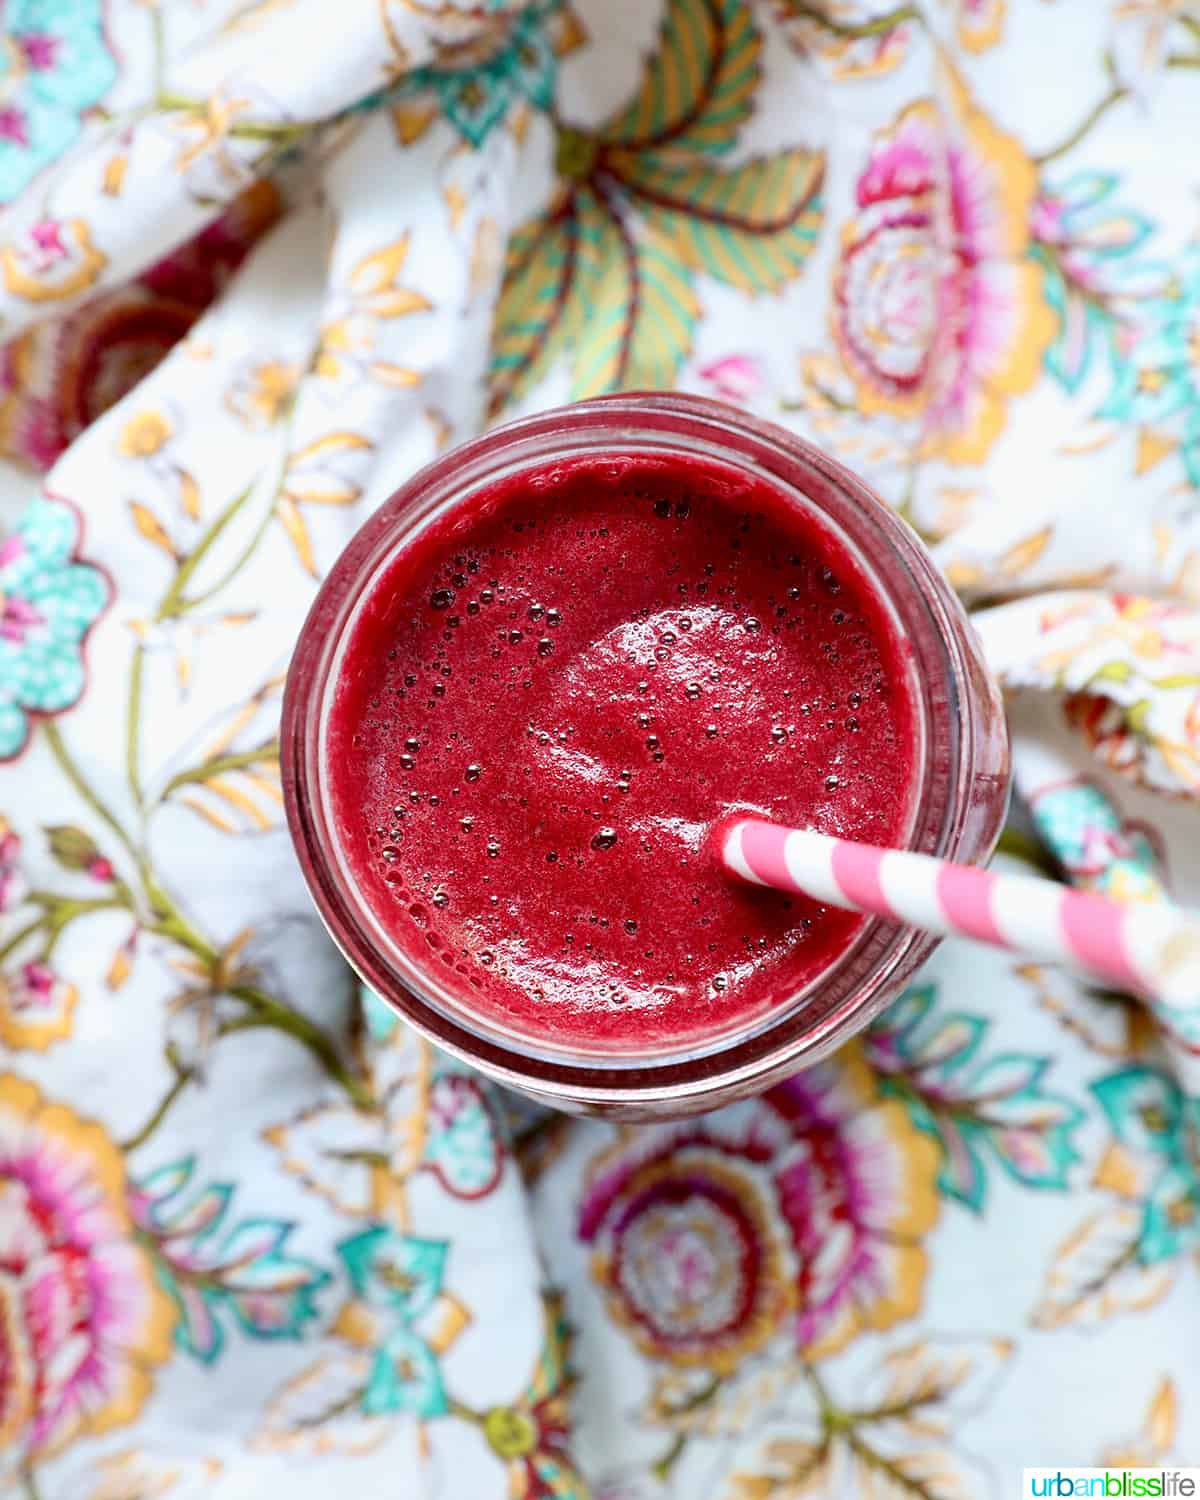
[
  {"x1": 0, "y1": 218, "x2": 106, "y2": 304},
  {"x1": 118, "y1": 409, "x2": 173, "y2": 459},
  {"x1": 277, "y1": 430, "x2": 374, "y2": 576},
  {"x1": 225, "y1": 359, "x2": 300, "y2": 428},
  {"x1": 87, "y1": 1450, "x2": 224, "y2": 1500},
  {"x1": 0, "y1": 1075, "x2": 175, "y2": 1464},
  {"x1": 315, "y1": 235, "x2": 431, "y2": 391},
  {"x1": 161, "y1": 83, "x2": 297, "y2": 201},
  {"x1": 116, "y1": 404, "x2": 202, "y2": 535},
  {"x1": 955, "y1": 0, "x2": 1006, "y2": 51},
  {"x1": 1101, "y1": 1375, "x2": 1181, "y2": 1467}
]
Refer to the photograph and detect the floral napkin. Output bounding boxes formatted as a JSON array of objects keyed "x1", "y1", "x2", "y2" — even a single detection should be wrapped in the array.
[{"x1": 2, "y1": 2, "x2": 1200, "y2": 1497}]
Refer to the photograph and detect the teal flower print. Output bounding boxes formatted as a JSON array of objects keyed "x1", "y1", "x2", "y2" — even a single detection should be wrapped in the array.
[
  {"x1": 336, "y1": 1227, "x2": 460, "y2": 1421},
  {"x1": 339, "y1": 1226, "x2": 448, "y2": 1319},
  {"x1": 362, "y1": 1326, "x2": 448, "y2": 1418},
  {"x1": 0, "y1": 1, "x2": 118, "y2": 202},
  {"x1": 867, "y1": 984, "x2": 1085, "y2": 1211},
  {"x1": 1099, "y1": 244, "x2": 1200, "y2": 485},
  {"x1": 390, "y1": 1, "x2": 583, "y2": 148},
  {"x1": 359, "y1": 984, "x2": 507, "y2": 1199},
  {"x1": 1092, "y1": 1066, "x2": 1200, "y2": 1264},
  {"x1": 0, "y1": 494, "x2": 109, "y2": 759}
]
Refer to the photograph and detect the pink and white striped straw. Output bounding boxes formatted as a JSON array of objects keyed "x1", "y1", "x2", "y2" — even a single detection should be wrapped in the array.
[{"x1": 722, "y1": 817, "x2": 1200, "y2": 1006}]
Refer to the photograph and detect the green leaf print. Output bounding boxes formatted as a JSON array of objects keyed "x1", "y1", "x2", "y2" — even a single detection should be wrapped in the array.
[{"x1": 487, "y1": 0, "x2": 824, "y2": 414}]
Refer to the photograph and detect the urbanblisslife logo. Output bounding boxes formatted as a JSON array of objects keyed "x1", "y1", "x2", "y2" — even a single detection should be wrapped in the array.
[{"x1": 1025, "y1": 1473, "x2": 1200, "y2": 1497}]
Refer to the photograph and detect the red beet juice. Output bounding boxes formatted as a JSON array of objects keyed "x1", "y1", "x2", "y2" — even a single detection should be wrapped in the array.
[{"x1": 325, "y1": 448, "x2": 918, "y2": 1049}]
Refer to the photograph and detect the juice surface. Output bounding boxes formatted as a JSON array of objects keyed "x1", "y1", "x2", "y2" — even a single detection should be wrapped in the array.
[{"x1": 327, "y1": 450, "x2": 917, "y2": 1048}]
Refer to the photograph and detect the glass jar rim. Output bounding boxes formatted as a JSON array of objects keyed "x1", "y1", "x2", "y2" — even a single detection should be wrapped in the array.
[{"x1": 282, "y1": 394, "x2": 1009, "y2": 1108}]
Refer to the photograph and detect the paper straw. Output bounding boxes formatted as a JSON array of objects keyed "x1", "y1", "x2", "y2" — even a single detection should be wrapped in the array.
[{"x1": 722, "y1": 817, "x2": 1200, "y2": 1006}]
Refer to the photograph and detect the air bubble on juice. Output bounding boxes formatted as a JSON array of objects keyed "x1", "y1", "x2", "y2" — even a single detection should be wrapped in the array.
[
  {"x1": 528, "y1": 602, "x2": 545, "y2": 622},
  {"x1": 432, "y1": 891, "x2": 449, "y2": 909},
  {"x1": 660, "y1": 630, "x2": 677, "y2": 645},
  {"x1": 637, "y1": 712, "x2": 652, "y2": 729},
  {"x1": 408, "y1": 904, "x2": 428, "y2": 927},
  {"x1": 685, "y1": 682, "x2": 701, "y2": 700},
  {"x1": 770, "y1": 726, "x2": 788, "y2": 744},
  {"x1": 637, "y1": 680, "x2": 649, "y2": 694},
  {"x1": 409, "y1": 790, "x2": 422, "y2": 803},
  {"x1": 591, "y1": 827, "x2": 618, "y2": 851},
  {"x1": 744, "y1": 617, "x2": 761, "y2": 633},
  {"x1": 546, "y1": 608, "x2": 562, "y2": 626},
  {"x1": 381, "y1": 844, "x2": 401, "y2": 863},
  {"x1": 624, "y1": 918, "x2": 638, "y2": 935},
  {"x1": 712, "y1": 974, "x2": 728, "y2": 992},
  {"x1": 848, "y1": 690, "x2": 862, "y2": 708},
  {"x1": 486, "y1": 838, "x2": 500, "y2": 858},
  {"x1": 399, "y1": 754, "x2": 415, "y2": 770},
  {"x1": 705, "y1": 724, "x2": 718, "y2": 739},
  {"x1": 430, "y1": 588, "x2": 455, "y2": 610},
  {"x1": 846, "y1": 716, "x2": 860, "y2": 732},
  {"x1": 426, "y1": 932, "x2": 443, "y2": 950},
  {"x1": 465, "y1": 763, "x2": 483, "y2": 783},
  {"x1": 645, "y1": 735, "x2": 660, "y2": 751},
  {"x1": 825, "y1": 775, "x2": 841, "y2": 791},
  {"x1": 460, "y1": 816, "x2": 474, "y2": 831},
  {"x1": 537, "y1": 638, "x2": 554, "y2": 657},
  {"x1": 508, "y1": 629, "x2": 523, "y2": 644}
]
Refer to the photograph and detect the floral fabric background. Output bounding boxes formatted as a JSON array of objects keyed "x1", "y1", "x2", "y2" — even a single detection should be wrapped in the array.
[{"x1": 0, "y1": 0, "x2": 1199, "y2": 1495}]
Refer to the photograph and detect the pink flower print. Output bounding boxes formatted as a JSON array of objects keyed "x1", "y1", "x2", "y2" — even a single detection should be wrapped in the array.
[
  {"x1": 0, "y1": 107, "x2": 28, "y2": 147},
  {"x1": 832, "y1": 66, "x2": 1053, "y2": 464},
  {"x1": 697, "y1": 354, "x2": 766, "y2": 406},
  {"x1": 0, "y1": 1076, "x2": 174, "y2": 1459},
  {"x1": 27, "y1": 219, "x2": 68, "y2": 269},
  {"x1": 10, "y1": 960, "x2": 56, "y2": 1011},
  {"x1": 18, "y1": 33, "x2": 60, "y2": 71},
  {"x1": 0, "y1": 592, "x2": 42, "y2": 644},
  {"x1": 0, "y1": 824, "x2": 25, "y2": 913},
  {"x1": 579, "y1": 1052, "x2": 938, "y2": 1369}
]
